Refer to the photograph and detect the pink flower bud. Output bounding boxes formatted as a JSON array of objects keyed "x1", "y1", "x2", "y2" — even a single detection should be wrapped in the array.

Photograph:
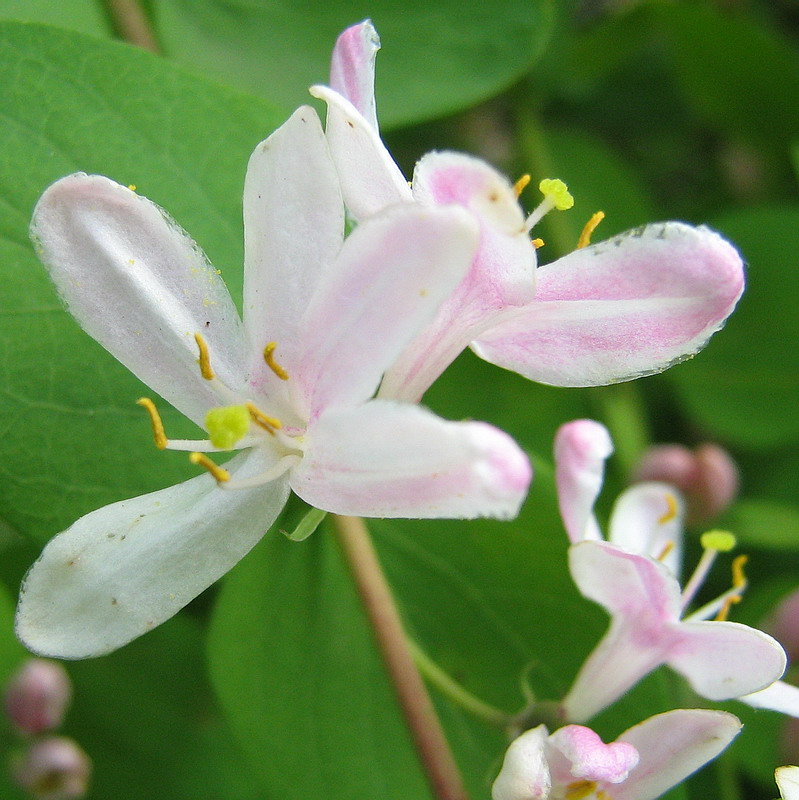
[
  {"x1": 11, "y1": 736, "x2": 91, "y2": 800},
  {"x1": 632, "y1": 443, "x2": 739, "y2": 524},
  {"x1": 4, "y1": 660, "x2": 72, "y2": 735},
  {"x1": 768, "y1": 589, "x2": 799, "y2": 665}
]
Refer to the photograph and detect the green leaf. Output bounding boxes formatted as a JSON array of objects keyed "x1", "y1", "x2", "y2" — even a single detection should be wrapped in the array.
[
  {"x1": 0, "y1": 22, "x2": 285, "y2": 543},
  {"x1": 669, "y1": 206, "x2": 799, "y2": 450},
  {"x1": 153, "y1": 0, "x2": 555, "y2": 128}
]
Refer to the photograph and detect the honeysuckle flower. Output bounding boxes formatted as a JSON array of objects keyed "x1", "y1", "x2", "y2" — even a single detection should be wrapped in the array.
[
  {"x1": 15, "y1": 106, "x2": 532, "y2": 659},
  {"x1": 777, "y1": 766, "x2": 799, "y2": 800},
  {"x1": 554, "y1": 420, "x2": 787, "y2": 722},
  {"x1": 492, "y1": 709, "x2": 741, "y2": 800},
  {"x1": 310, "y1": 21, "x2": 745, "y2": 403}
]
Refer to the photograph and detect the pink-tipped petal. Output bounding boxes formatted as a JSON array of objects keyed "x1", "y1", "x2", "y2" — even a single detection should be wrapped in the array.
[
  {"x1": 309, "y1": 84, "x2": 412, "y2": 220},
  {"x1": 608, "y1": 483, "x2": 684, "y2": 576},
  {"x1": 472, "y1": 222, "x2": 745, "y2": 387},
  {"x1": 291, "y1": 401, "x2": 531, "y2": 519},
  {"x1": 242, "y1": 106, "x2": 344, "y2": 410},
  {"x1": 329, "y1": 20, "x2": 381, "y2": 130},
  {"x1": 742, "y1": 681, "x2": 799, "y2": 717},
  {"x1": 380, "y1": 153, "x2": 537, "y2": 402},
  {"x1": 295, "y1": 204, "x2": 478, "y2": 419},
  {"x1": 30, "y1": 174, "x2": 246, "y2": 426},
  {"x1": 554, "y1": 420, "x2": 613, "y2": 543},
  {"x1": 668, "y1": 621, "x2": 786, "y2": 700},
  {"x1": 492, "y1": 726, "x2": 551, "y2": 800},
  {"x1": 614, "y1": 709, "x2": 741, "y2": 800},
  {"x1": 548, "y1": 725, "x2": 639, "y2": 784}
]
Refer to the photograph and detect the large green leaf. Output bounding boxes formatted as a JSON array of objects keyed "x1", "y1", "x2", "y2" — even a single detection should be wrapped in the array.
[
  {"x1": 153, "y1": 0, "x2": 555, "y2": 128},
  {"x1": 669, "y1": 207, "x2": 799, "y2": 450},
  {"x1": 0, "y1": 22, "x2": 284, "y2": 545}
]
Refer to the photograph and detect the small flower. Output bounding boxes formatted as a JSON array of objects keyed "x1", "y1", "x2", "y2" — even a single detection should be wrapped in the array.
[
  {"x1": 554, "y1": 420, "x2": 787, "y2": 722},
  {"x1": 11, "y1": 736, "x2": 91, "y2": 800},
  {"x1": 777, "y1": 766, "x2": 799, "y2": 800},
  {"x1": 492, "y1": 709, "x2": 741, "y2": 800},
  {"x1": 310, "y1": 21, "x2": 745, "y2": 403},
  {"x1": 15, "y1": 106, "x2": 531, "y2": 659},
  {"x1": 4, "y1": 660, "x2": 72, "y2": 736}
]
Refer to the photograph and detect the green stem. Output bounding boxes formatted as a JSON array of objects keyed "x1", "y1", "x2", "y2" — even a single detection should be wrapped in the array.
[
  {"x1": 407, "y1": 638, "x2": 511, "y2": 728},
  {"x1": 591, "y1": 382, "x2": 651, "y2": 479},
  {"x1": 332, "y1": 515, "x2": 471, "y2": 800}
]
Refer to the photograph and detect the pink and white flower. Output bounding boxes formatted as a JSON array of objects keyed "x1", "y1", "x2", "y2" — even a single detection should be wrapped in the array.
[
  {"x1": 777, "y1": 766, "x2": 799, "y2": 800},
  {"x1": 492, "y1": 709, "x2": 741, "y2": 800},
  {"x1": 554, "y1": 420, "x2": 787, "y2": 722},
  {"x1": 15, "y1": 106, "x2": 531, "y2": 659},
  {"x1": 310, "y1": 21, "x2": 745, "y2": 403}
]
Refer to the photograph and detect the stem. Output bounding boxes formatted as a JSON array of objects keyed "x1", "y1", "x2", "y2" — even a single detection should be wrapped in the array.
[
  {"x1": 332, "y1": 515, "x2": 471, "y2": 800},
  {"x1": 407, "y1": 638, "x2": 511, "y2": 728},
  {"x1": 591, "y1": 382, "x2": 650, "y2": 479},
  {"x1": 102, "y1": 0, "x2": 160, "y2": 53}
]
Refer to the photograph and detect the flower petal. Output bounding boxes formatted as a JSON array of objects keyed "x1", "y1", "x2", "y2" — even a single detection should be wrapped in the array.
[
  {"x1": 614, "y1": 709, "x2": 741, "y2": 800},
  {"x1": 242, "y1": 106, "x2": 344, "y2": 407},
  {"x1": 547, "y1": 725, "x2": 639, "y2": 784},
  {"x1": 31, "y1": 174, "x2": 246, "y2": 426},
  {"x1": 554, "y1": 420, "x2": 613, "y2": 544},
  {"x1": 309, "y1": 84, "x2": 412, "y2": 220},
  {"x1": 492, "y1": 725, "x2": 551, "y2": 800},
  {"x1": 776, "y1": 765, "x2": 799, "y2": 800},
  {"x1": 608, "y1": 483, "x2": 684, "y2": 577},
  {"x1": 290, "y1": 400, "x2": 531, "y2": 519},
  {"x1": 294, "y1": 204, "x2": 478, "y2": 419},
  {"x1": 472, "y1": 222, "x2": 745, "y2": 386},
  {"x1": 329, "y1": 20, "x2": 381, "y2": 130},
  {"x1": 15, "y1": 449, "x2": 289, "y2": 659},
  {"x1": 380, "y1": 152, "x2": 537, "y2": 402},
  {"x1": 668, "y1": 620, "x2": 786, "y2": 700},
  {"x1": 741, "y1": 680, "x2": 799, "y2": 717}
]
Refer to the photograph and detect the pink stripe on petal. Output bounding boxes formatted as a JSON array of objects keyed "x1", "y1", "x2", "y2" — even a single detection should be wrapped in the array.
[{"x1": 329, "y1": 20, "x2": 381, "y2": 130}]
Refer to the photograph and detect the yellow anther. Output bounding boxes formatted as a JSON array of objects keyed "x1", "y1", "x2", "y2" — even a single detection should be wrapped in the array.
[
  {"x1": 658, "y1": 493, "x2": 679, "y2": 524},
  {"x1": 565, "y1": 781, "x2": 598, "y2": 800},
  {"x1": 136, "y1": 397, "x2": 167, "y2": 450},
  {"x1": 194, "y1": 332, "x2": 215, "y2": 380},
  {"x1": 656, "y1": 540, "x2": 675, "y2": 562},
  {"x1": 189, "y1": 452, "x2": 230, "y2": 483},
  {"x1": 513, "y1": 174, "x2": 531, "y2": 197},
  {"x1": 539, "y1": 178, "x2": 574, "y2": 211},
  {"x1": 577, "y1": 211, "x2": 606, "y2": 249},
  {"x1": 205, "y1": 405, "x2": 250, "y2": 450},
  {"x1": 246, "y1": 402, "x2": 282, "y2": 434},
  {"x1": 715, "y1": 594, "x2": 742, "y2": 622},
  {"x1": 263, "y1": 341, "x2": 289, "y2": 380},
  {"x1": 732, "y1": 554, "x2": 748, "y2": 589},
  {"x1": 700, "y1": 530, "x2": 737, "y2": 553},
  {"x1": 127, "y1": 184, "x2": 137, "y2": 192},
  {"x1": 531, "y1": 237, "x2": 545, "y2": 249}
]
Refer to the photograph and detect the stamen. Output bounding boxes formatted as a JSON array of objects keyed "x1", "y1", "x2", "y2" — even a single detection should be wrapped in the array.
[
  {"x1": 532, "y1": 237, "x2": 545, "y2": 249},
  {"x1": 577, "y1": 211, "x2": 606, "y2": 249},
  {"x1": 246, "y1": 401, "x2": 282, "y2": 434},
  {"x1": 715, "y1": 594, "x2": 742, "y2": 622},
  {"x1": 565, "y1": 781, "x2": 598, "y2": 800},
  {"x1": 194, "y1": 332, "x2": 215, "y2": 380},
  {"x1": 189, "y1": 452, "x2": 230, "y2": 483},
  {"x1": 221, "y1": 453, "x2": 302, "y2": 490},
  {"x1": 658, "y1": 492, "x2": 679, "y2": 524},
  {"x1": 263, "y1": 342, "x2": 289, "y2": 380},
  {"x1": 136, "y1": 397, "x2": 167, "y2": 450},
  {"x1": 513, "y1": 174, "x2": 531, "y2": 197},
  {"x1": 732, "y1": 554, "x2": 748, "y2": 588},
  {"x1": 656, "y1": 540, "x2": 675, "y2": 562}
]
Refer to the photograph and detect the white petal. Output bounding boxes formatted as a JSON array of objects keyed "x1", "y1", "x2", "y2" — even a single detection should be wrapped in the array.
[
  {"x1": 608, "y1": 483, "x2": 684, "y2": 577},
  {"x1": 776, "y1": 766, "x2": 799, "y2": 800},
  {"x1": 472, "y1": 222, "x2": 745, "y2": 387},
  {"x1": 329, "y1": 20, "x2": 381, "y2": 131},
  {"x1": 290, "y1": 400, "x2": 531, "y2": 519},
  {"x1": 309, "y1": 84, "x2": 412, "y2": 220},
  {"x1": 614, "y1": 709, "x2": 741, "y2": 800},
  {"x1": 242, "y1": 106, "x2": 344, "y2": 409},
  {"x1": 740, "y1": 680, "x2": 799, "y2": 716},
  {"x1": 554, "y1": 420, "x2": 613, "y2": 544},
  {"x1": 294, "y1": 204, "x2": 478, "y2": 419},
  {"x1": 492, "y1": 726, "x2": 551, "y2": 800},
  {"x1": 31, "y1": 174, "x2": 245, "y2": 426},
  {"x1": 15, "y1": 448, "x2": 289, "y2": 658}
]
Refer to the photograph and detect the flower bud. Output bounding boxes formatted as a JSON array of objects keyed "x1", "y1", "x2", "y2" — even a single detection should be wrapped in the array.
[
  {"x1": 4, "y1": 660, "x2": 72, "y2": 735},
  {"x1": 11, "y1": 736, "x2": 91, "y2": 800},
  {"x1": 768, "y1": 588, "x2": 799, "y2": 666},
  {"x1": 632, "y1": 443, "x2": 739, "y2": 524}
]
